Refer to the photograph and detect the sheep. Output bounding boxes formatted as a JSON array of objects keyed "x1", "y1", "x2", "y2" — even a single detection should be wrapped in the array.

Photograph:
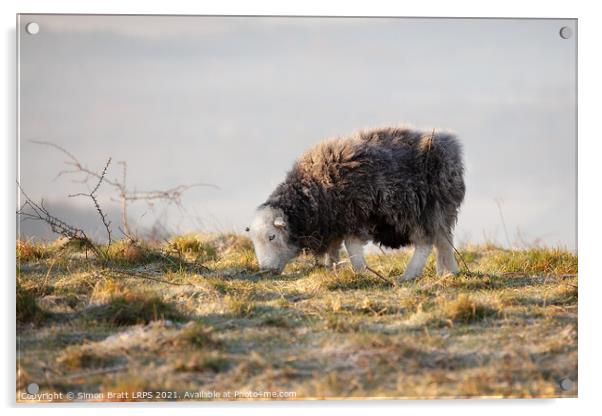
[{"x1": 247, "y1": 126, "x2": 465, "y2": 281}]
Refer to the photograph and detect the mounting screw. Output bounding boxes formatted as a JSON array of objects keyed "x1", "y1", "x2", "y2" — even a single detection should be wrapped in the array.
[
  {"x1": 26, "y1": 383, "x2": 39, "y2": 394},
  {"x1": 559, "y1": 378, "x2": 573, "y2": 391},
  {"x1": 559, "y1": 26, "x2": 572, "y2": 39},
  {"x1": 26, "y1": 22, "x2": 40, "y2": 35}
]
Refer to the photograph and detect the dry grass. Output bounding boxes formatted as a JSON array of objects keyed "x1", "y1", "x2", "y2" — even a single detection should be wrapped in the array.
[
  {"x1": 17, "y1": 240, "x2": 45, "y2": 262},
  {"x1": 57, "y1": 346, "x2": 120, "y2": 370},
  {"x1": 90, "y1": 292, "x2": 185, "y2": 326},
  {"x1": 442, "y1": 294, "x2": 500, "y2": 324},
  {"x1": 477, "y1": 247, "x2": 577, "y2": 275},
  {"x1": 172, "y1": 321, "x2": 221, "y2": 349},
  {"x1": 16, "y1": 237, "x2": 577, "y2": 401},
  {"x1": 16, "y1": 282, "x2": 46, "y2": 324},
  {"x1": 317, "y1": 269, "x2": 393, "y2": 291},
  {"x1": 87, "y1": 281, "x2": 186, "y2": 325},
  {"x1": 167, "y1": 235, "x2": 218, "y2": 261},
  {"x1": 225, "y1": 295, "x2": 258, "y2": 317},
  {"x1": 173, "y1": 351, "x2": 231, "y2": 373},
  {"x1": 104, "y1": 239, "x2": 158, "y2": 265}
]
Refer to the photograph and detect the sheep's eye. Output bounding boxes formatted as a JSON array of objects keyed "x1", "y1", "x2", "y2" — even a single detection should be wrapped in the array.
[
  {"x1": 245, "y1": 227, "x2": 250, "y2": 232},
  {"x1": 269, "y1": 234, "x2": 276, "y2": 241}
]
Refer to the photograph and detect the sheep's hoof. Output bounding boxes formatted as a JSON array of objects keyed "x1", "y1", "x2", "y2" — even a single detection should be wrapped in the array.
[{"x1": 397, "y1": 274, "x2": 418, "y2": 283}]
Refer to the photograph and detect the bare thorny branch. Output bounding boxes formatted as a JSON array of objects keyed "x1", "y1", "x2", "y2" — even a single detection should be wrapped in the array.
[
  {"x1": 68, "y1": 157, "x2": 113, "y2": 244},
  {"x1": 28, "y1": 140, "x2": 218, "y2": 237},
  {"x1": 17, "y1": 184, "x2": 102, "y2": 258}
]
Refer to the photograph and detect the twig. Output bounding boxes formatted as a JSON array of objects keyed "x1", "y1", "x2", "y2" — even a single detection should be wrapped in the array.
[
  {"x1": 118, "y1": 161, "x2": 129, "y2": 235},
  {"x1": 494, "y1": 198, "x2": 512, "y2": 248},
  {"x1": 68, "y1": 157, "x2": 112, "y2": 244},
  {"x1": 366, "y1": 265, "x2": 397, "y2": 287}
]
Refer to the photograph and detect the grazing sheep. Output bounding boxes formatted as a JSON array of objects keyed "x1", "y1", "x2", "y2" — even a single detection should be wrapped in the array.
[{"x1": 248, "y1": 126, "x2": 465, "y2": 281}]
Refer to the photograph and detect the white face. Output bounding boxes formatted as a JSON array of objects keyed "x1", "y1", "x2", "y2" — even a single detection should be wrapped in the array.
[{"x1": 247, "y1": 206, "x2": 298, "y2": 273}]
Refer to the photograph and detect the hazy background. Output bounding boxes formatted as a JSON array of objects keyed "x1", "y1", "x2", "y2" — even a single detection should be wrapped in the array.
[{"x1": 18, "y1": 15, "x2": 577, "y2": 250}]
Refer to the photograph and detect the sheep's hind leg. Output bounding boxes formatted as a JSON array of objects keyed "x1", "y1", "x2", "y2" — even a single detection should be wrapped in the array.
[
  {"x1": 435, "y1": 233, "x2": 459, "y2": 276},
  {"x1": 323, "y1": 239, "x2": 342, "y2": 269},
  {"x1": 344, "y1": 237, "x2": 366, "y2": 272},
  {"x1": 399, "y1": 244, "x2": 432, "y2": 282}
]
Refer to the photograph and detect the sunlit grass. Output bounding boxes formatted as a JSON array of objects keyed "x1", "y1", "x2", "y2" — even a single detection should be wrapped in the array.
[{"x1": 16, "y1": 237, "x2": 577, "y2": 401}]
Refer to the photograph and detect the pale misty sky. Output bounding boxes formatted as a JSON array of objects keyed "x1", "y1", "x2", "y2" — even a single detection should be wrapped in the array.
[{"x1": 18, "y1": 15, "x2": 577, "y2": 250}]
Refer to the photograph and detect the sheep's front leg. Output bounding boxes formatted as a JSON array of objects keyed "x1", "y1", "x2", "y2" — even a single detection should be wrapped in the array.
[
  {"x1": 399, "y1": 244, "x2": 432, "y2": 282},
  {"x1": 344, "y1": 236, "x2": 366, "y2": 272}
]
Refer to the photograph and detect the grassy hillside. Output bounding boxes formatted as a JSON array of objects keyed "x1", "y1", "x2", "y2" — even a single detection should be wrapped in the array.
[{"x1": 16, "y1": 235, "x2": 577, "y2": 401}]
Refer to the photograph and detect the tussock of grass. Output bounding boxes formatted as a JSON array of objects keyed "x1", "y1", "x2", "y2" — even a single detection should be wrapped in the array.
[
  {"x1": 442, "y1": 294, "x2": 500, "y2": 324},
  {"x1": 52, "y1": 272, "x2": 106, "y2": 298},
  {"x1": 90, "y1": 279, "x2": 123, "y2": 303},
  {"x1": 173, "y1": 321, "x2": 220, "y2": 349},
  {"x1": 168, "y1": 235, "x2": 217, "y2": 261},
  {"x1": 353, "y1": 297, "x2": 402, "y2": 316},
  {"x1": 105, "y1": 239, "x2": 158, "y2": 265},
  {"x1": 353, "y1": 333, "x2": 466, "y2": 370},
  {"x1": 444, "y1": 273, "x2": 504, "y2": 291},
  {"x1": 206, "y1": 279, "x2": 233, "y2": 295},
  {"x1": 324, "y1": 314, "x2": 361, "y2": 332},
  {"x1": 257, "y1": 304, "x2": 305, "y2": 328},
  {"x1": 205, "y1": 278, "x2": 258, "y2": 297},
  {"x1": 478, "y1": 248, "x2": 577, "y2": 275},
  {"x1": 58, "y1": 346, "x2": 119, "y2": 369},
  {"x1": 225, "y1": 295, "x2": 257, "y2": 317},
  {"x1": 17, "y1": 240, "x2": 45, "y2": 262},
  {"x1": 211, "y1": 248, "x2": 258, "y2": 271},
  {"x1": 545, "y1": 284, "x2": 578, "y2": 306},
  {"x1": 16, "y1": 282, "x2": 46, "y2": 324},
  {"x1": 89, "y1": 291, "x2": 184, "y2": 325},
  {"x1": 399, "y1": 292, "x2": 431, "y2": 314},
  {"x1": 100, "y1": 376, "x2": 165, "y2": 401},
  {"x1": 261, "y1": 314, "x2": 292, "y2": 327},
  {"x1": 173, "y1": 351, "x2": 231, "y2": 373}
]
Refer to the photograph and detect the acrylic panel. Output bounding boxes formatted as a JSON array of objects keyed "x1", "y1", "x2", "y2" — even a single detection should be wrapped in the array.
[{"x1": 17, "y1": 14, "x2": 577, "y2": 402}]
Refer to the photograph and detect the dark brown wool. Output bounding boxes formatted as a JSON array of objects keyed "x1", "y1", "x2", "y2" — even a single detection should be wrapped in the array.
[{"x1": 261, "y1": 127, "x2": 465, "y2": 254}]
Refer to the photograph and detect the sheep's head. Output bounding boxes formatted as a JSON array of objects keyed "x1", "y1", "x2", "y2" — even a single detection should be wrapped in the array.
[{"x1": 246, "y1": 206, "x2": 299, "y2": 273}]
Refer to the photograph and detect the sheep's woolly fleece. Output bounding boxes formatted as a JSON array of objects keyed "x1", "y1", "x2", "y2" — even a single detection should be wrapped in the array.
[{"x1": 262, "y1": 126, "x2": 465, "y2": 254}]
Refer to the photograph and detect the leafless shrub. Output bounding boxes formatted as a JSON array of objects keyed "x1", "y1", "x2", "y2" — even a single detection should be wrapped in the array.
[
  {"x1": 67, "y1": 157, "x2": 113, "y2": 244},
  {"x1": 17, "y1": 185, "x2": 102, "y2": 258},
  {"x1": 30, "y1": 140, "x2": 217, "y2": 236},
  {"x1": 17, "y1": 141, "x2": 217, "y2": 268}
]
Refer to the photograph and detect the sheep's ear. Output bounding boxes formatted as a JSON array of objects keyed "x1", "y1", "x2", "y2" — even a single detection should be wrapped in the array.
[{"x1": 273, "y1": 217, "x2": 286, "y2": 229}]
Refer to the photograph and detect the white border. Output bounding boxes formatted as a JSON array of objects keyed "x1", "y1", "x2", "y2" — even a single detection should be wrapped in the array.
[{"x1": 2, "y1": 1, "x2": 600, "y2": 415}]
